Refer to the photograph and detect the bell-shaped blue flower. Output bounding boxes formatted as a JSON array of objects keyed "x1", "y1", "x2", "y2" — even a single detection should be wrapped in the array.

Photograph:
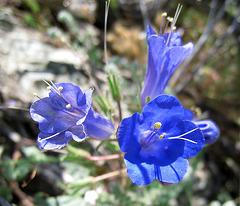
[
  {"x1": 140, "y1": 25, "x2": 194, "y2": 106},
  {"x1": 184, "y1": 108, "x2": 219, "y2": 144},
  {"x1": 30, "y1": 82, "x2": 115, "y2": 150},
  {"x1": 117, "y1": 95, "x2": 205, "y2": 185}
]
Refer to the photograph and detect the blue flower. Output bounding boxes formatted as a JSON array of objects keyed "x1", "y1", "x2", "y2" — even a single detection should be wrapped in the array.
[
  {"x1": 184, "y1": 108, "x2": 219, "y2": 144},
  {"x1": 117, "y1": 95, "x2": 205, "y2": 185},
  {"x1": 30, "y1": 82, "x2": 115, "y2": 150},
  {"x1": 140, "y1": 20, "x2": 194, "y2": 106}
]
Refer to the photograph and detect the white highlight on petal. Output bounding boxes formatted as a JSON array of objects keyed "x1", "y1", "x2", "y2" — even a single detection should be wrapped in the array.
[{"x1": 167, "y1": 128, "x2": 198, "y2": 144}]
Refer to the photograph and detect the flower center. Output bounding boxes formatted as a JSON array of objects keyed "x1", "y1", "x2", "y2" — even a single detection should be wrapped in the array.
[{"x1": 141, "y1": 122, "x2": 163, "y2": 146}]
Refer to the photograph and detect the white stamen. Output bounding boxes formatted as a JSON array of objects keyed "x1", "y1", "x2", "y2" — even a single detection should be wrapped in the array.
[
  {"x1": 43, "y1": 79, "x2": 51, "y2": 86},
  {"x1": 167, "y1": 4, "x2": 183, "y2": 45},
  {"x1": 172, "y1": 4, "x2": 182, "y2": 29},
  {"x1": 167, "y1": 128, "x2": 198, "y2": 144},
  {"x1": 50, "y1": 80, "x2": 61, "y2": 94},
  {"x1": 38, "y1": 132, "x2": 60, "y2": 142},
  {"x1": 160, "y1": 12, "x2": 167, "y2": 35}
]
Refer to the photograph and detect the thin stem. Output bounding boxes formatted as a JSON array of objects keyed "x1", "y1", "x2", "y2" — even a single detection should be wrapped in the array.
[
  {"x1": 92, "y1": 168, "x2": 127, "y2": 183},
  {"x1": 117, "y1": 100, "x2": 122, "y2": 122},
  {"x1": 88, "y1": 154, "x2": 124, "y2": 162},
  {"x1": 104, "y1": 0, "x2": 110, "y2": 65},
  {"x1": 0, "y1": 106, "x2": 29, "y2": 112},
  {"x1": 88, "y1": 153, "x2": 124, "y2": 161}
]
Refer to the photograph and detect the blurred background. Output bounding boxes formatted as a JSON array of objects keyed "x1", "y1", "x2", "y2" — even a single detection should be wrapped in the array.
[{"x1": 0, "y1": 0, "x2": 239, "y2": 205}]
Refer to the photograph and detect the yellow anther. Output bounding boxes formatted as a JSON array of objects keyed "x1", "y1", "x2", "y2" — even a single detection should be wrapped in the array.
[
  {"x1": 154, "y1": 122, "x2": 162, "y2": 129},
  {"x1": 58, "y1": 86, "x2": 63, "y2": 91},
  {"x1": 66, "y1": 104, "x2": 71, "y2": 108},
  {"x1": 159, "y1": 134, "x2": 164, "y2": 139},
  {"x1": 162, "y1": 12, "x2": 167, "y2": 17},
  {"x1": 173, "y1": 26, "x2": 177, "y2": 31},
  {"x1": 33, "y1": 92, "x2": 38, "y2": 97},
  {"x1": 169, "y1": 17, "x2": 174, "y2": 22},
  {"x1": 47, "y1": 86, "x2": 52, "y2": 90},
  {"x1": 167, "y1": 17, "x2": 171, "y2": 21}
]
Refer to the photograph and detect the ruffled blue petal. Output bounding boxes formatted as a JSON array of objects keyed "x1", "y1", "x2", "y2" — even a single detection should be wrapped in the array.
[
  {"x1": 37, "y1": 131, "x2": 68, "y2": 150},
  {"x1": 146, "y1": 25, "x2": 157, "y2": 38},
  {"x1": 167, "y1": 32, "x2": 182, "y2": 46},
  {"x1": 65, "y1": 124, "x2": 86, "y2": 142},
  {"x1": 164, "y1": 120, "x2": 205, "y2": 158},
  {"x1": 37, "y1": 125, "x2": 86, "y2": 150},
  {"x1": 141, "y1": 26, "x2": 194, "y2": 106},
  {"x1": 147, "y1": 42, "x2": 193, "y2": 102},
  {"x1": 30, "y1": 97, "x2": 80, "y2": 133},
  {"x1": 124, "y1": 152, "x2": 189, "y2": 185},
  {"x1": 183, "y1": 108, "x2": 194, "y2": 120},
  {"x1": 117, "y1": 113, "x2": 142, "y2": 153},
  {"x1": 124, "y1": 152, "x2": 155, "y2": 185},
  {"x1": 194, "y1": 120, "x2": 219, "y2": 144},
  {"x1": 155, "y1": 157, "x2": 189, "y2": 183},
  {"x1": 83, "y1": 108, "x2": 115, "y2": 140},
  {"x1": 142, "y1": 95, "x2": 184, "y2": 128}
]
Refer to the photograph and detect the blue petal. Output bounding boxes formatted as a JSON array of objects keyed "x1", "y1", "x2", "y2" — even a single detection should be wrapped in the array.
[
  {"x1": 164, "y1": 120, "x2": 205, "y2": 158},
  {"x1": 146, "y1": 25, "x2": 157, "y2": 38},
  {"x1": 37, "y1": 125, "x2": 86, "y2": 150},
  {"x1": 83, "y1": 108, "x2": 115, "y2": 140},
  {"x1": 117, "y1": 113, "x2": 143, "y2": 153},
  {"x1": 37, "y1": 131, "x2": 68, "y2": 150},
  {"x1": 124, "y1": 152, "x2": 189, "y2": 185},
  {"x1": 30, "y1": 97, "x2": 80, "y2": 133},
  {"x1": 65, "y1": 124, "x2": 86, "y2": 142},
  {"x1": 53, "y1": 83, "x2": 92, "y2": 116},
  {"x1": 140, "y1": 31, "x2": 194, "y2": 106},
  {"x1": 148, "y1": 42, "x2": 193, "y2": 99},
  {"x1": 140, "y1": 120, "x2": 204, "y2": 162},
  {"x1": 124, "y1": 152, "x2": 155, "y2": 185},
  {"x1": 155, "y1": 157, "x2": 189, "y2": 183},
  {"x1": 142, "y1": 95, "x2": 184, "y2": 129},
  {"x1": 184, "y1": 108, "x2": 194, "y2": 120},
  {"x1": 194, "y1": 120, "x2": 219, "y2": 144}
]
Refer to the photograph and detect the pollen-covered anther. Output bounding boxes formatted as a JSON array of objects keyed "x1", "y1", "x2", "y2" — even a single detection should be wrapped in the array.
[
  {"x1": 173, "y1": 26, "x2": 177, "y2": 31},
  {"x1": 154, "y1": 122, "x2": 162, "y2": 129},
  {"x1": 162, "y1": 12, "x2": 167, "y2": 17},
  {"x1": 47, "y1": 86, "x2": 52, "y2": 90},
  {"x1": 167, "y1": 17, "x2": 173, "y2": 23},
  {"x1": 58, "y1": 86, "x2": 63, "y2": 91},
  {"x1": 33, "y1": 92, "x2": 38, "y2": 97},
  {"x1": 66, "y1": 104, "x2": 71, "y2": 108},
  {"x1": 159, "y1": 134, "x2": 164, "y2": 139}
]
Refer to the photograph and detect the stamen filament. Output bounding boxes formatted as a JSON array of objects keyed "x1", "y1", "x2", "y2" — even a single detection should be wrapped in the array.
[
  {"x1": 38, "y1": 132, "x2": 61, "y2": 142},
  {"x1": 160, "y1": 12, "x2": 167, "y2": 35},
  {"x1": 167, "y1": 4, "x2": 183, "y2": 46},
  {"x1": 42, "y1": 80, "x2": 85, "y2": 116},
  {"x1": 164, "y1": 17, "x2": 171, "y2": 34},
  {"x1": 167, "y1": 128, "x2": 198, "y2": 144}
]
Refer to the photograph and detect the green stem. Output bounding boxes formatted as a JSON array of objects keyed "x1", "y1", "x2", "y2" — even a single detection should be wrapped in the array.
[{"x1": 117, "y1": 100, "x2": 122, "y2": 122}]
